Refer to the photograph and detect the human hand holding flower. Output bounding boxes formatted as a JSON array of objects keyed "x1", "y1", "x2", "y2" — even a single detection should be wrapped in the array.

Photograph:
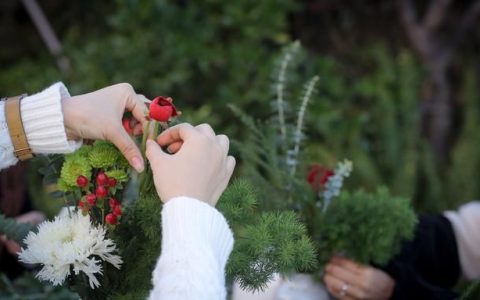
[
  {"x1": 323, "y1": 256, "x2": 395, "y2": 300},
  {"x1": 62, "y1": 83, "x2": 148, "y2": 173},
  {"x1": 146, "y1": 123, "x2": 236, "y2": 206}
]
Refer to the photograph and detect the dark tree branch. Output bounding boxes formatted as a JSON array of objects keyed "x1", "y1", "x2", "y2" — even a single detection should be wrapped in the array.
[
  {"x1": 398, "y1": 0, "x2": 430, "y2": 59},
  {"x1": 424, "y1": 0, "x2": 452, "y2": 31}
]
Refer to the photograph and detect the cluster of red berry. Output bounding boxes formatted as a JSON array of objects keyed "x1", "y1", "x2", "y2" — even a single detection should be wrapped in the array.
[{"x1": 76, "y1": 172, "x2": 122, "y2": 226}]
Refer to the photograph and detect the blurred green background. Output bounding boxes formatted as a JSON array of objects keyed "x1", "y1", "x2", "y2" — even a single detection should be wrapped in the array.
[{"x1": 1, "y1": 0, "x2": 480, "y2": 215}]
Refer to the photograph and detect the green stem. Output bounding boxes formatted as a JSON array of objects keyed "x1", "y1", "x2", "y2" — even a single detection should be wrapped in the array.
[
  {"x1": 141, "y1": 121, "x2": 151, "y2": 161},
  {"x1": 101, "y1": 199, "x2": 105, "y2": 226},
  {"x1": 153, "y1": 121, "x2": 160, "y2": 138}
]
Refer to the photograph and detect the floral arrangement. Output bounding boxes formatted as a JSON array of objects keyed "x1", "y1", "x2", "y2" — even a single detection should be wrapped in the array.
[
  {"x1": 0, "y1": 96, "x2": 316, "y2": 298},
  {"x1": 231, "y1": 42, "x2": 418, "y2": 276}
]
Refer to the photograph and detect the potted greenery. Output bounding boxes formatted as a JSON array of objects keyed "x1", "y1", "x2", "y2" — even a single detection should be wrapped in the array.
[{"x1": 231, "y1": 42, "x2": 417, "y2": 300}]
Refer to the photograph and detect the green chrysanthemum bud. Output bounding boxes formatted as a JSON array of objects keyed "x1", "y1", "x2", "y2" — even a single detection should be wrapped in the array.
[
  {"x1": 74, "y1": 145, "x2": 92, "y2": 158},
  {"x1": 57, "y1": 178, "x2": 72, "y2": 192},
  {"x1": 59, "y1": 156, "x2": 92, "y2": 190},
  {"x1": 105, "y1": 169, "x2": 129, "y2": 183},
  {"x1": 88, "y1": 141, "x2": 122, "y2": 169}
]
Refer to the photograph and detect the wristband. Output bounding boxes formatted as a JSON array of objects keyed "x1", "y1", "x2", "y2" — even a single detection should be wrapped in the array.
[{"x1": 3, "y1": 94, "x2": 34, "y2": 161}]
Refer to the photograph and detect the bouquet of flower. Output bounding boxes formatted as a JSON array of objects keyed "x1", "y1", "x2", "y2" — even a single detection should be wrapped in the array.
[
  {"x1": 231, "y1": 42, "x2": 418, "y2": 276},
  {"x1": 0, "y1": 96, "x2": 316, "y2": 298}
]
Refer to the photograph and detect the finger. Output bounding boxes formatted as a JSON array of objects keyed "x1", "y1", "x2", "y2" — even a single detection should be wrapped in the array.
[
  {"x1": 108, "y1": 127, "x2": 144, "y2": 173},
  {"x1": 331, "y1": 256, "x2": 364, "y2": 275},
  {"x1": 211, "y1": 156, "x2": 236, "y2": 205},
  {"x1": 226, "y1": 155, "x2": 236, "y2": 176},
  {"x1": 145, "y1": 139, "x2": 168, "y2": 168},
  {"x1": 195, "y1": 123, "x2": 216, "y2": 137},
  {"x1": 216, "y1": 134, "x2": 230, "y2": 154},
  {"x1": 122, "y1": 84, "x2": 148, "y2": 125},
  {"x1": 156, "y1": 123, "x2": 195, "y2": 147},
  {"x1": 167, "y1": 141, "x2": 183, "y2": 154},
  {"x1": 323, "y1": 273, "x2": 338, "y2": 295},
  {"x1": 137, "y1": 94, "x2": 151, "y2": 104},
  {"x1": 324, "y1": 272, "x2": 366, "y2": 300},
  {"x1": 325, "y1": 263, "x2": 364, "y2": 290},
  {"x1": 132, "y1": 123, "x2": 144, "y2": 135}
]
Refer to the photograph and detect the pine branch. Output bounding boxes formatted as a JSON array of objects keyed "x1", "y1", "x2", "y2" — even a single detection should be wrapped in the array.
[
  {"x1": 228, "y1": 104, "x2": 263, "y2": 138},
  {"x1": 227, "y1": 211, "x2": 317, "y2": 291}
]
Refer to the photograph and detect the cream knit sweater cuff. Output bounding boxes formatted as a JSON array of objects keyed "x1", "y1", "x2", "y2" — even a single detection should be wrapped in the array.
[
  {"x1": 444, "y1": 201, "x2": 480, "y2": 280},
  {"x1": 0, "y1": 82, "x2": 82, "y2": 169},
  {"x1": 22, "y1": 82, "x2": 82, "y2": 153}
]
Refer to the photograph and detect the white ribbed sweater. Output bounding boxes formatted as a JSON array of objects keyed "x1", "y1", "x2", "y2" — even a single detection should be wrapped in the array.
[{"x1": 0, "y1": 83, "x2": 233, "y2": 299}]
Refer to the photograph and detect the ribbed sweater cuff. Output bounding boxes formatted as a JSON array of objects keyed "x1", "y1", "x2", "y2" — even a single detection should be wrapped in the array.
[
  {"x1": 21, "y1": 82, "x2": 82, "y2": 154},
  {"x1": 444, "y1": 202, "x2": 480, "y2": 280},
  {"x1": 162, "y1": 197, "x2": 234, "y2": 269}
]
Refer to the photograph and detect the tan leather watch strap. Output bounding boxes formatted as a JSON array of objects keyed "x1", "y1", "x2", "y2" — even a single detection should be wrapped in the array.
[{"x1": 5, "y1": 95, "x2": 34, "y2": 161}]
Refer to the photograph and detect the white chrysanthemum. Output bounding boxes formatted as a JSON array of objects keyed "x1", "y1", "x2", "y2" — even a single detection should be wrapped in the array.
[{"x1": 18, "y1": 209, "x2": 122, "y2": 289}]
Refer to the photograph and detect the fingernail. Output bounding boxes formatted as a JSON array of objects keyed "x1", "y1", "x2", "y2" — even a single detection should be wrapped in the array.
[
  {"x1": 132, "y1": 157, "x2": 144, "y2": 173},
  {"x1": 146, "y1": 139, "x2": 154, "y2": 147}
]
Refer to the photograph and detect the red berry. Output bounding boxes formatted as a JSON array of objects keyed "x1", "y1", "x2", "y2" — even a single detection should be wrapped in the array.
[
  {"x1": 112, "y1": 205, "x2": 122, "y2": 216},
  {"x1": 86, "y1": 194, "x2": 96, "y2": 206},
  {"x1": 108, "y1": 177, "x2": 117, "y2": 187},
  {"x1": 76, "y1": 175, "x2": 89, "y2": 188},
  {"x1": 78, "y1": 201, "x2": 85, "y2": 209},
  {"x1": 96, "y1": 172, "x2": 108, "y2": 186},
  {"x1": 96, "y1": 185, "x2": 108, "y2": 198},
  {"x1": 105, "y1": 213, "x2": 117, "y2": 225},
  {"x1": 109, "y1": 198, "x2": 120, "y2": 208}
]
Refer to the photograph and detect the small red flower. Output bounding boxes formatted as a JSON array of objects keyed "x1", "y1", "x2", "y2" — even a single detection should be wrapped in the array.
[
  {"x1": 76, "y1": 175, "x2": 89, "y2": 188},
  {"x1": 108, "y1": 177, "x2": 117, "y2": 188},
  {"x1": 96, "y1": 172, "x2": 108, "y2": 186},
  {"x1": 96, "y1": 185, "x2": 108, "y2": 198},
  {"x1": 78, "y1": 200, "x2": 85, "y2": 209},
  {"x1": 149, "y1": 96, "x2": 177, "y2": 122},
  {"x1": 109, "y1": 198, "x2": 120, "y2": 208},
  {"x1": 105, "y1": 213, "x2": 117, "y2": 225},
  {"x1": 112, "y1": 205, "x2": 122, "y2": 216},
  {"x1": 86, "y1": 194, "x2": 96, "y2": 206},
  {"x1": 122, "y1": 118, "x2": 134, "y2": 135},
  {"x1": 306, "y1": 164, "x2": 334, "y2": 193}
]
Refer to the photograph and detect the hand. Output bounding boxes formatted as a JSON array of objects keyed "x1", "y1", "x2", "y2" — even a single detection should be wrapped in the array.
[
  {"x1": 62, "y1": 83, "x2": 148, "y2": 172},
  {"x1": 146, "y1": 123, "x2": 236, "y2": 205},
  {"x1": 0, "y1": 211, "x2": 45, "y2": 256},
  {"x1": 323, "y1": 256, "x2": 395, "y2": 300}
]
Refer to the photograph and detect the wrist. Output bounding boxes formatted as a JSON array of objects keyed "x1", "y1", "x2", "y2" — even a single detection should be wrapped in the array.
[{"x1": 61, "y1": 98, "x2": 82, "y2": 141}]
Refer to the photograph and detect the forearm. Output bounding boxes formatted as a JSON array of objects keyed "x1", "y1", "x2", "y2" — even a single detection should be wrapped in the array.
[
  {"x1": 0, "y1": 83, "x2": 82, "y2": 170},
  {"x1": 149, "y1": 197, "x2": 234, "y2": 300}
]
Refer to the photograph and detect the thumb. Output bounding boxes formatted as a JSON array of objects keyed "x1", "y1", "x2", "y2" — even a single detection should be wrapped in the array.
[
  {"x1": 145, "y1": 139, "x2": 169, "y2": 168},
  {"x1": 109, "y1": 128, "x2": 144, "y2": 172}
]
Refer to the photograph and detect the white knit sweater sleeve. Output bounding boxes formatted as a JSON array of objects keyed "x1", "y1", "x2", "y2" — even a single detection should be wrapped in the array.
[
  {"x1": 443, "y1": 201, "x2": 480, "y2": 280},
  {"x1": 0, "y1": 82, "x2": 82, "y2": 170},
  {"x1": 149, "y1": 197, "x2": 234, "y2": 300}
]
